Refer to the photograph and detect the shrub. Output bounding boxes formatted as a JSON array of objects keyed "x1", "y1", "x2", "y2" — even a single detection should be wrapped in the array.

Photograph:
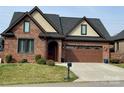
[
  {"x1": 35, "y1": 55, "x2": 41, "y2": 62},
  {"x1": 110, "y1": 59, "x2": 120, "y2": 64},
  {"x1": 37, "y1": 58, "x2": 46, "y2": 64},
  {"x1": 5, "y1": 54, "x2": 13, "y2": 63},
  {"x1": 19, "y1": 59, "x2": 28, "y2": 63},
  {"x1": 46, "y1": 60, "x2": 55, "y2": 66}
]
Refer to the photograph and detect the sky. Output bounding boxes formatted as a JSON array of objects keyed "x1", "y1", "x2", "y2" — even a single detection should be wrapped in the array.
[{"x1": 0, "y1": 6, "x2": 124, "y2": 36}]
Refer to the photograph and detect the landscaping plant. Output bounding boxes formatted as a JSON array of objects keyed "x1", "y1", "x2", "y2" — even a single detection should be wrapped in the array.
[
  {"x1": 46, "y1": 60, "x2": 55, "y2": 66},
  {"x1": 19, "y1": 59, "x2": 28, "y2": 63},
  {"x1": 5, "y1": 54, "x2": 13, "y2": 63},
  {"x1": 35, "y1": 54, "x2": 41, "y2": 62},
  {"x1": 37, "y1": 58, "x2": 46, "y2": 64}
]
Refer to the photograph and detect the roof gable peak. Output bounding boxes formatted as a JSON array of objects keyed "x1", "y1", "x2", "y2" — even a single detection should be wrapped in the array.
[
  {"x1": 66, "y1": 16, "x2": 105, "y2": 39},
  {"x1": 29, "y1": 6, "x2": 59, "y2": 33},
  {"x1": 1, "y1": 13, "x2": 46, "y2": 36}
]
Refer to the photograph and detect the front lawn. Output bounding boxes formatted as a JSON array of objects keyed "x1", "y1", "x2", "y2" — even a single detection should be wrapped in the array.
[
  {"x1": 113, "y1": 63, "x2": 124, "y2": 68},
  {"x1": 0, "y1": 63, "x2": 77, "y2": 85}
]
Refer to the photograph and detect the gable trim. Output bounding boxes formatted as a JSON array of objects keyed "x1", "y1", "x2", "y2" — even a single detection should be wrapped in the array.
[
  {"x1": 66, "y1": 16, "x2": 105, "y2": 39},
  {"x1": 29, "y1": 6, "x2": 59, "y2": 33},
  {"x1": 1, "y1": 12, "x2": 47, "y2": 36}
]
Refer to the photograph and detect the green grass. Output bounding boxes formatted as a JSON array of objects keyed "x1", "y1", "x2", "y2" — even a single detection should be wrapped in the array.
[
  {"x1": 0, "y1": 63, "x2": 77, "y2": 85},
  {"x1": 113, "y1": 63, "x2": 124, "y2": 68}
]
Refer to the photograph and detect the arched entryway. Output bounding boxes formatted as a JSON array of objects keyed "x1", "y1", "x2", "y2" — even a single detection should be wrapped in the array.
[{"x1": 47, "y1": 41, "x2": 58, "y2": 61}]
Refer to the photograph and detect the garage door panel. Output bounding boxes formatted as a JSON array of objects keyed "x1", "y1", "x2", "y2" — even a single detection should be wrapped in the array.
[{"x1": 65, "y1": 46, "x2": 103, "y2": 62}]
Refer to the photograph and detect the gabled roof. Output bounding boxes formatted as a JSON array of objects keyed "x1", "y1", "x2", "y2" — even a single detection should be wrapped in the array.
[
  {"x1": 87, "y1": 18, "x2": 111, "y2": 40},
  {"x1": 29, "y1": 6, "x2": 60, "y2": 34},
  {"x1": 1, "y1": 12, "x2": 46, "y2": 36},
  {"x1": 65, "y1": 17, "x2": 104, "y2": 38},
  {"x1": 9, "y1": 12, "x2": 25, "y2": 26},
  {"x1": 60, "y1": 16, "x2": 110, "y2": 40},
  {"x1": 44, "y1": 14, "x2": 63, "y2": 34},
  {"x1": 112, "y1": 30, "x2": 124, "y2": 41},
  {"x1": 1, "y1": 6, "x2": 111, "y2": 41}
]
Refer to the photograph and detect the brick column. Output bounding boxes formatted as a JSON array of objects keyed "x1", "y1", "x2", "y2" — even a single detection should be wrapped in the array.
[
  {"x1": 103, "y1": 44, "x2": 110, "y2": 62},
  {"x1": 58, "y1": 40, "x2": 62, "y2": 62}
]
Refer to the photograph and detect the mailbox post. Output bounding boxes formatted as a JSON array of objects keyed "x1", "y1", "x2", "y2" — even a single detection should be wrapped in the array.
[{"x1": 67, "y1": 62, "x2": 72, "y2": 79}]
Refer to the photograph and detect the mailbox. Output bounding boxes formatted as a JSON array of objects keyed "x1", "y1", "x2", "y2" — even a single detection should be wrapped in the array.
[{"x1": 67, "y1": 62, "x2": 72, "y2": 67}]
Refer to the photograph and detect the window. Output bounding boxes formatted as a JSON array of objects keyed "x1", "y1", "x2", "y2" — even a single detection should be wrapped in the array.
[
  {"x1": 81, "y1": 25, "x2": 87, "y2": 35},
  {"x1": 24, "y1": 21, "x2": 30, "y2": 32},
  {"x1": 116, "y1": 42, "x2": 119, "y2": 51},
  {"x1": 18, "y1": 39, "x2": 34, "y2": 53}
]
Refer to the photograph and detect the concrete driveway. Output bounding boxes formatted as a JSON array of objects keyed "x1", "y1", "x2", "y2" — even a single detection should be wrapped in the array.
[{"x1": 57, "y1": 63, "x2": 124, "y2": 82}]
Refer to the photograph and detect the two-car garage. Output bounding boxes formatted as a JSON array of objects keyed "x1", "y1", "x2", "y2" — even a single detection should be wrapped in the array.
[{"x1": 64, "y1": 45, "x2": 103, "y2": 63}]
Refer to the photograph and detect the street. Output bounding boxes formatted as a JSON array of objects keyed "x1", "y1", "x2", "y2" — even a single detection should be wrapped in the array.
[{"x1": 3, "y1": 81, "x2": 124, "y2": 87}]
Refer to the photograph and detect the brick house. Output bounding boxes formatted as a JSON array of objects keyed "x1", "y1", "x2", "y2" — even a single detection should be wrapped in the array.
[
  {"x1": 110, "y1": 30, "x2": 124, "y2": 61},
  {"x1": 0, "y1": 6, "x2": 111, "y2": 63}
]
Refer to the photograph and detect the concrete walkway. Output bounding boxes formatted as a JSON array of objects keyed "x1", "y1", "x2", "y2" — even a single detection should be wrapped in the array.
[{"x1": 57, "y1": 63, "x2": 124, "y2": 82}]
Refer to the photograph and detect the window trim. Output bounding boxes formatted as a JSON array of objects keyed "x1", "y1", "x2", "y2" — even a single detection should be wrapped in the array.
[
  {"x1": 23, "y1": 21, "x2": 30, "y2": 33},
  {"x1": 18, "y1": 38, "x2": 34, "y2": 54},
  {"x1": 81, "y1": 24, "x2": 87, "y2": 35}
]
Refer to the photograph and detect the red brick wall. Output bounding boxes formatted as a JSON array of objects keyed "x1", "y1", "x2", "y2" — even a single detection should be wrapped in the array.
[
  {"x1": 3, "y1": 17, "x2": 47, "y2": 63},
  {"x1": 110, "y1": 52, "x2": 124, "y2": 60}
]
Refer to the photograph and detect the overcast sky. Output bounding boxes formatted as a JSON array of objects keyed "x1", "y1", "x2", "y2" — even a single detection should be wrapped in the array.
[{"x1": 0, "y1": 6, "x2": 124, "y2": 36}]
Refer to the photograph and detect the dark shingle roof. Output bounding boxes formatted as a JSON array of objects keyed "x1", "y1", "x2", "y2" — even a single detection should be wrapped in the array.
[
  {"x1": 60, "y1": 17, "x2": 81, "y2": 35},
  {"x1": 2, "y1": 11, "x2": 110, "y2": 41},
  {"x1": 112, "y1": 30, "x2": 124, "y2": 41},
  {"x1": 45, "y1": 14, "x2": 63, "y2": 34},
  {"x1": 60, "y1": 17, "x2": 110, "y2": 40},
  {"x1": 9, "y1": 12, "x2": 25, "y2": 26},
  {"x1": 87, "y1": 18, "x2": 111, "y2": 40}
]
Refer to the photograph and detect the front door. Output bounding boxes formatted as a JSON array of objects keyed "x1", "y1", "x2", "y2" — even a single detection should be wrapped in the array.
[{"x1": 48, "y1": 41, "x2": 58, "y2": 61}]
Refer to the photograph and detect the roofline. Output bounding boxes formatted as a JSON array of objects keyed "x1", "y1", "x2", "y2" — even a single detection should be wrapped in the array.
[
  {"x1": 29, "y1": 6, "x2": 60, "y2": 34},
  {"x1": 64, "y1": 39, "x2": 110, "y2": 42},
  {"x1": 1, "y1": 12, "x2": 47, "y2": 37},
  {"x1": 66, "y1": 16, "x2": 106, "y2": 39},
  {"x1": 114, "y1": 39, "x2": 124, "y2": 41}
]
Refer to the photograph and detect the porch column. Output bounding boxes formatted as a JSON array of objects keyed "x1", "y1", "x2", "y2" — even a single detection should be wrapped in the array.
[{"x1": 58, "y1": 40, "x2": 62, "y2": 62}]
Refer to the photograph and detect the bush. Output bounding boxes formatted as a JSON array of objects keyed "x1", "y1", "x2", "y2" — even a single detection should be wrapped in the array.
[
  {"x1": 46, "y1": 60, "x2": 55, "y2": 66},
  {"x1": 19, "y1": 59, "x2": 28, "y2": 63},
  {"x1": 35, "y1": 55, "x2": 41, "y2": 62},
  {"x1": 37, "y1": 58, "x2": 46, "y2": 64},
  {"x1": 110, "y1": 59, "x2": 120, "y2": 64},
  {"x1": 5, "y1": 54, "x2": 13, "y2": 63}
]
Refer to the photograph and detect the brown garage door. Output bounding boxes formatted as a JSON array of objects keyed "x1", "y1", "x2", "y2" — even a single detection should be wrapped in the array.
[{"x1": 64, "y1": 45, "x2": 103, "y2": 62}]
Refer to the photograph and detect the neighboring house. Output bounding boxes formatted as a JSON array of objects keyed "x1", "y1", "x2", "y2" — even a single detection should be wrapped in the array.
[
  {"x1": 0, "y1": 6, "x2": 111, "y2": 63},
  {"x1": 113, "y1": 30, "x2": 124, "y2": 53},
  {"x1": 111, "y1": 30, "x2": 124, "y2": 60},
  {"x1": 0, "y1": 38, "x2": 4, "y2": 51}
]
